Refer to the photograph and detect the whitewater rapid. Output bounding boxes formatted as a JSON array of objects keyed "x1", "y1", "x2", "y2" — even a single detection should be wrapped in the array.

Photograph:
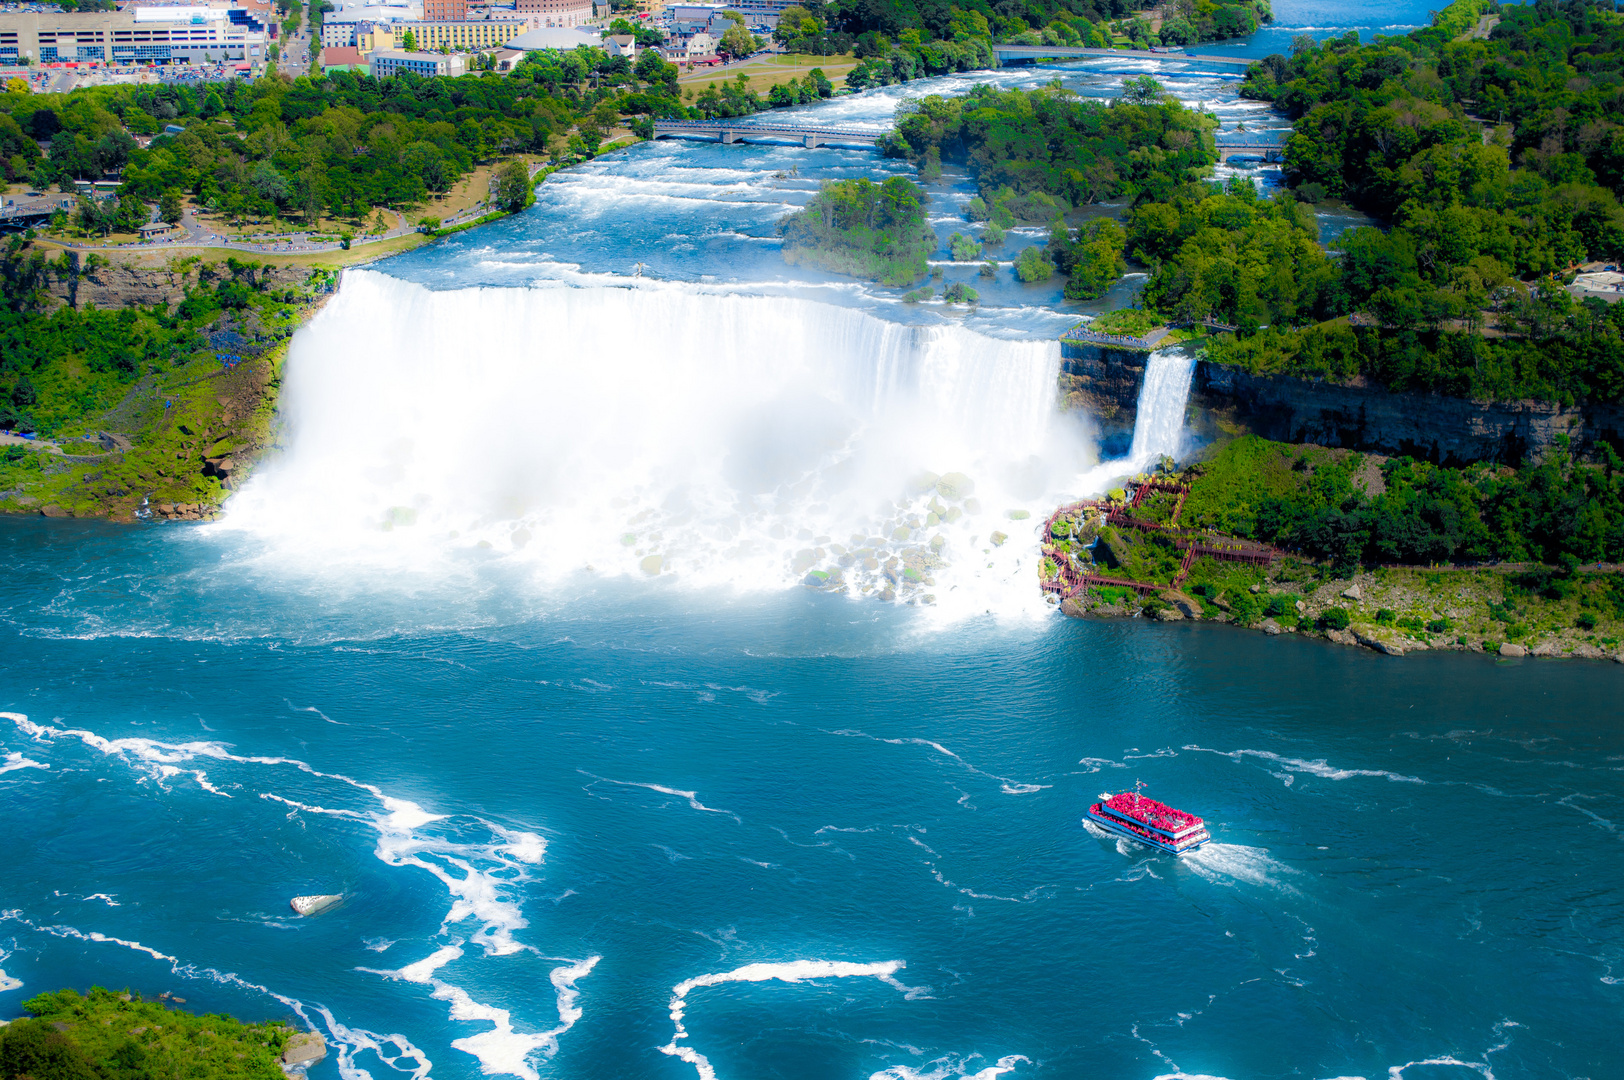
[{"x1": 220, "y1": 272, "x2": 1203, "y2": 620}]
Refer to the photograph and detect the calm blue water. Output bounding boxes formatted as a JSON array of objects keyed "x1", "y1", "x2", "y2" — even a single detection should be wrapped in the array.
[{"x1": 4, "y1": 4, "x2": 1617, "y2": 1080}]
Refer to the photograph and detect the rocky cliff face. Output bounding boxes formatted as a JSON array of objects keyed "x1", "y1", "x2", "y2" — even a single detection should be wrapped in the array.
[
  {"x1": 1058, "y1": 342, "x2": 1150, "y2": 448},
  {"x1": 1191, "y1": 363, "x2": 1624, "y2": 465},
  {"x1": 43, "y1": 255, "x2": 312, "y2": 311},
  {"x1": 1063, "y1": 339, "x2": 1624, "y2": 464}
]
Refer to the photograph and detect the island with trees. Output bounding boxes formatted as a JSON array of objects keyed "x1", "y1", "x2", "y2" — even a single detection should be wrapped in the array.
[{"x1": 779, "y1": 176, "x2": 936, "y2": 284}]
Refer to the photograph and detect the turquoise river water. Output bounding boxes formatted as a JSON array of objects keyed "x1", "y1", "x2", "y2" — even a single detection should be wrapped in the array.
[{"x1": 4, "y1": 4, "x2": 1621, "y2": 1079}]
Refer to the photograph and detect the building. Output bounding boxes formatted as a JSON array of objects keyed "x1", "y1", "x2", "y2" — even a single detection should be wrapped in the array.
[
  {"x1": 504, "y1": 24, "x2": 597, "y2": 50},
  {"x1": 0, "y1": 5, "x2": 269, "y2": 65},
  {"x1": 489, "y1": 46, "x2": 526, "y2": 71},
  {"x1": 420, "y1": 0, "x2": 468, "y2": 19},
  {"x1": 321, "y1": 44, "x2": 366, "y2": 69},
  {"x1": 663, "y1": 29, "x2": 712, "y2": 59},
  {"x1": 328, "y1": 17, "x2": 523, "y2": 53},
  {"x1": 602, "y1": 32, "x2": 634, "y2": 58},
  {"x1": 664, "y1": 0, "x2": 789, "y2": 29},
  {"x1": 515, "y1": 0, "x2": 593, "y2": 29},
  {"x1": 370, "y1": 48, "x2": 466, "y2": 76}
]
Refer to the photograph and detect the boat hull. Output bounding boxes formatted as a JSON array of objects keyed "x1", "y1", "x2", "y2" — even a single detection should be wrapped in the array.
[{"x1": 1086, "y1": 808, "x2": 1209, "y2": 854}]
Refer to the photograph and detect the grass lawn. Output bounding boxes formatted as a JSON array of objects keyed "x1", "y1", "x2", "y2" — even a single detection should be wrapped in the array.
[{"x1": 678, "y1": 51, "x2": 857, "y2": 92}]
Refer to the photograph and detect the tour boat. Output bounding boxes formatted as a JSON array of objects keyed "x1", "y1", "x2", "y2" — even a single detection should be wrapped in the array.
[{"x1": 1086, "y1": 789, "x2": 1210, "y2": 854}]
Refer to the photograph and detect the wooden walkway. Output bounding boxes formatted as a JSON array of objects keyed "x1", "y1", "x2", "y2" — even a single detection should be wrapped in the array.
[{"x1": 1040, "y1": 477, "x2": 1284, "y2": 600}]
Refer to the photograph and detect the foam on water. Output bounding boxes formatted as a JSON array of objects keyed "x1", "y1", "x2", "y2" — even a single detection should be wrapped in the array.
[
  {"x1": 4, "y1": 712, "x2": 578, "y2": 1079},
  {"x1": 660, "y1": 959, "x2": 931, "y2": 1080},
  {"x1": 1185, "y1": 746, "x2": 1426, "y2": 784},
  {"x1": 870, "y1": 1053, "x2": 1031, "y2": 1080}
]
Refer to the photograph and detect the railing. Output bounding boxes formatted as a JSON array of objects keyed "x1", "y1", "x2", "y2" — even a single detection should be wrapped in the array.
[{"x1": 652, "y1": 120, "x2": 888, "y2": 143}]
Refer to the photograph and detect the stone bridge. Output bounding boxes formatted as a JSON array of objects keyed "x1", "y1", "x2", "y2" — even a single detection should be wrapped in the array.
[{"x1": 652, "y1": 120, "x2": 887, "y2": 149}]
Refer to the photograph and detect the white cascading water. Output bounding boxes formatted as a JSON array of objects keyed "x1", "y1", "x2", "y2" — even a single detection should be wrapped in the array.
[
  {"x1": 220, "y1": 271, "x2": 1106, "y2": 619},
  {"x1": 1127, "y1": 349, "x2": 1197, "y2": 465}
]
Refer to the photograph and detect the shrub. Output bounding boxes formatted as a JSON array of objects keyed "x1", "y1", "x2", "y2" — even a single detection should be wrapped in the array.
[
  {"x1": 1317, "y1": 606, "x2": 1350, "y2": 630},
  {"x1": 942, "y1": 281, "x2": 978, "y2": 304},
  {"x1": 1427, "y1": 617, "x2": 1453, "y2": 633},
  {"x1": 1576, "y1": 611, "x2": 1598, "y2": 630},
  {"x1": 1375, "y1": 608, "x2": 1395, "y2": 625}
]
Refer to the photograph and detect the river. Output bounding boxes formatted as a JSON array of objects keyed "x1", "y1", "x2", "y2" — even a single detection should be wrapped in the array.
[{"x1": 4, "y1": 3, "x2": 1620, "y2": 1079}]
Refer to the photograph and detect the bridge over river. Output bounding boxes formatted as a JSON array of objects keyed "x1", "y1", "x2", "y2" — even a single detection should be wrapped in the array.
[
  {"x1": 652, "y1": 120, "x2": 886, "y2": 148},
  {"x1": 993, "y1": 45, "x2": 1254, "y2": 67}
]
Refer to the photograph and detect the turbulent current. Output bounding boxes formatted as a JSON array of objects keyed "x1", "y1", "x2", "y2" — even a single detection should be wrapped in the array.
[{"x1": 2, "y1": 4, "x2": 1621, "y2": 1079}]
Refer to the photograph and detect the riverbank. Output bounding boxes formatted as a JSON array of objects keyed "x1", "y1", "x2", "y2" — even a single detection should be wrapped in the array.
[
  {"x1": 0, "y1": 985, "x2": 322, "y2": 1077},
  {"x1": 1044, "y1": 455, "x2": 1624, "y2": 662}
]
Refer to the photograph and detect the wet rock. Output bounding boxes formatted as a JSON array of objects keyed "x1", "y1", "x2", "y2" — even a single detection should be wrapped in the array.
[
  {"x1": 929, "y1": 534, "x2": 946, "y2": 551},
  {"x1": 289, "y1": 894, "x2": 343, "y2": 916},
  {"x1": 963, "y1": 498, "x2": 982, "y2": 514},
  {"x1": 936, "y1": 472, "x2": 975, "y2": 501},
  {"x1": 891, "y1": 526, "x2": 911, "y2": 542},
  {"x1": 1341, "y1": 584, "x2": 1362, "y2": 602},
  {"x1": 640, "y1": 554, "x2": 665, "y2": 575},
  {"x1": 1260, "y1": 617, "x2": 1281, "y2": 635},
  {"x1": 907, "y1": 471, "x2": 940, "y2": 495},
  {"x1": 1156, "y1": 606, "x2": 1185, "y2": 621},
  {"x1": 385, "y1": 506, "x2": 417, "y2": 527},
  {"x1": 925, "y1": 512, "x2": 940, "y2": 527},
  {"x1": 1573, "y1": 643, "x2": 1605, "y2": 659},
  {"x1": 282, "y1": 1031, "x2": 328, "y2": 1068},
  {"x1": 1161, "y1": 591, "x2": 1202, "y2": 620},
  {"x1": 802, "y1": 570, "x2": 832, "y2": 588},
  {"x1": 1324, "y1": 628, "x2": 1355, "y2": 645},
  {"x1": 1498, "y1": 642, "x2": 1526, "y2": 658},
  {"x1": 989, "y1": 531, "x2": 1008, "y2": 546},
  {"x1": 1530, "y1": 641, "x2": 1562, "y2": 657},
  {"x1": 511, "y1": 528, "x2": 532, "y2": 549},
  {"x1": 1060, "y1": 597, "x2": 1086, "y2": 618},
  {"x1": 40, "y1": 504, "x2": 68, "y2": 518},
  {"x1": 1354, "y1": 630, "x2": 1406, "y2": 655},
  {"x1": 1006, "y1": 509, "x2": 1031, "y2": 520}
]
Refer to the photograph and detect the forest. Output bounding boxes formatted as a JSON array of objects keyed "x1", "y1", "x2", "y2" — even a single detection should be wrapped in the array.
[
  {"x1": 1163, "y1": 0, "x2": 1624, "y2": 403},
  {"x1": 1180, "y1": 434, "x2": 1624, "y2": 571},
  {"x1": 0, "y1": 46, "x2": 690, "y2": 229},
  {"x1": 778, "y1": 176, "x2": 937, "y2": 284}
]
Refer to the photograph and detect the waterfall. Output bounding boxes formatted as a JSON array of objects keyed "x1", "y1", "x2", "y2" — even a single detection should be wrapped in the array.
[
  {"x1": 1127, "y1": 349, "x2": 1196, "y2": 466},
  {"x1": 220, "y1": 271, "x2": 1098, "y2": 617}
]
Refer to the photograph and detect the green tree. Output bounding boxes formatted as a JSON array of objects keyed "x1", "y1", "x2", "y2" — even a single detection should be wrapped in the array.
[
  {"x1": 1121, "y1": 74, "x2": 1164, "y2": 105},
  {"x1": 158, "y1": 190, "x2": 183, "y2": 224},
  {"x1": 1014, "y1": 244, "x2": 1052, "y2": 282},
  {"x1": 401, "y1": 29, "x2": 417, "y2": 51},
  {"x1": 495, "y1": 158, "x2": 531, "y2": 213},
  {"x1": 719, "y1": 24, "x2": 758, "y2": 58}
]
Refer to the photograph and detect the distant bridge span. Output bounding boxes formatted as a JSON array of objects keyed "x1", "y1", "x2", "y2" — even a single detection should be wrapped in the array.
[
  {"x1": 1215, "y1": 132, "x2": 1289, "y2": 162},
  {"x1": 993, "y1": 45, "x2": 1254, "y2": 68},
  {"x1": 652, "y1": 120, "x2": 888, "y2": 148}
]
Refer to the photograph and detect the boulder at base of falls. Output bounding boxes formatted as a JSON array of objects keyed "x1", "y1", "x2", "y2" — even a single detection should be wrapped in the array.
[
  {"x1": 640, "y1": 554, "x2": 665, "y2": 575},
  {"x1": 989, "y1": 531, "x2": 1008, "y2": 547},
  {"x1": 1161, "y1": 591, "x2": 1202, "y2": 620},
  {"x1": 1060, "y1": 597, "x2": 1086, "y2": 618},
  {"x1": 936, "y1": 472, "x2": 975, "y2": 501},
  {"x1": 290, "y1": 894, "x2": 343, "y2": 916},
  {"x1": 1259, "y1": 617, "x2": 1281, "y2": 635},
  {"x1": 1340, "y1": 584, "x2": 1362, "y2": 602},
  {"x1": 282, "y1": 1031, "x2": 328, "y2": 1068},
  {"x1": 1155, "y1": 606, "x2": 1184, "y2": 621},
  {"x1": 1498, "y1": 642, "x2": 1527, "y2": 657}
]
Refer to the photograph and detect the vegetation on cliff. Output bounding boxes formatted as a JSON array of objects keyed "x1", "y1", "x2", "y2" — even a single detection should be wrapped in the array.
[
  {"x1": 779, "y1": 176, "x2": 936, "y2": 285},
  {"x1": 0, "y1": 986, "x2": 296, "y2": 1080},
  {"x1": 0, "y1": 242, "x2": 330, "y2": 519},
  {"x1": 1182, "y1": 434, "x2": 1624, "y2": 569},
  {"x1": 1055, "y1": 435, "x2": 1624, "y2": 656}
]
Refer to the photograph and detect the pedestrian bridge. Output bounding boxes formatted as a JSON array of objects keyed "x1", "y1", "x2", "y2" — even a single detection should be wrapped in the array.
[
  {"x1": 652, "y1": 120, "x2": 888, "y2": 149},
  {"x1": 1215, "y1": 132, "x2": 1289, "y2": 163},
  {"x1": 993, "y1": 45, "x2": 1254, "y2": 68}
]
